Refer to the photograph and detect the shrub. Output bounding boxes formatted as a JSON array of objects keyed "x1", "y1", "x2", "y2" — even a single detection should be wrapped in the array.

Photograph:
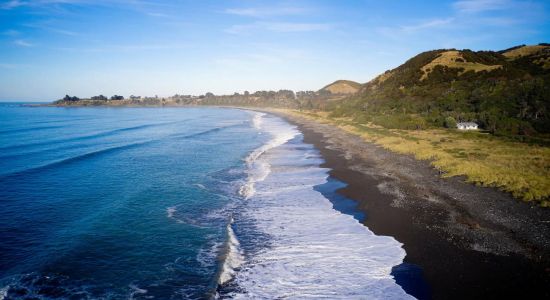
[{"x1": 444, "y1": 116, "x2": 457, "y2": 128}]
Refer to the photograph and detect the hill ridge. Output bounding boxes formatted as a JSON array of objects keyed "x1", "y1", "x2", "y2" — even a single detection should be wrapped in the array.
[{"x1": 331, "y1": 43, "x2": 550, "y2": 138}]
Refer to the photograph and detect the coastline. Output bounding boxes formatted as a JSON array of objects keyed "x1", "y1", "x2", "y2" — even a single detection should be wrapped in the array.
[
  {"x1": 25, "y1": 103, "x2": 550, "y2": 297},
  {"x1": 221, "y1": 112, "x2": 414, "y2": 298},
  {"x1": 265, "y1": 109, "x2": 550, "y2": 299}
]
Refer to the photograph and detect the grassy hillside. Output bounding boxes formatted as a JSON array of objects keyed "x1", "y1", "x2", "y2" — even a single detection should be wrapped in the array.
[
  {"x1": 330, "y1": 44, "x2": 550, "y2": 141},
  {"x1": 320, "y1": 80, "x2": 362, "y2": 94}
]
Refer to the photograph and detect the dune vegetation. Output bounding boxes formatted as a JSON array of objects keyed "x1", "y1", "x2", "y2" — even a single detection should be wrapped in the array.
[{"x1": 282, "y1": 109, "x2": 550, "y2": 206}]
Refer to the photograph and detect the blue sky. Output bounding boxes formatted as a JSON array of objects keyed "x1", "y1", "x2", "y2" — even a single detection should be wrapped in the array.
[{"x1": 0, "y1": 0, "x2": 548, "y2": 101}]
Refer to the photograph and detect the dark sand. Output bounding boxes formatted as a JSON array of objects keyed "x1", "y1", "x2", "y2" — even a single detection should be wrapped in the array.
[{"x1": 269, "y1": 110, "x2": 550, "y2": 300}]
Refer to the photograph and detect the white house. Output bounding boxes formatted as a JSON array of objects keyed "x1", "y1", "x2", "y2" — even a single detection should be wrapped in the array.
[{"x1": 456, "y1": 122, "x2": 478, "y2": 130}]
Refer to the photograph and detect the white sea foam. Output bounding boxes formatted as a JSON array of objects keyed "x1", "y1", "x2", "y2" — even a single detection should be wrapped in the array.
[
  {"x1": 238, "y1": 112, "x2": 298, "y2": 200},
  {"x1": 218, "y1": 112, "x2": 298, "y2": 286},
  {"x1": 225, "y1": 114, "x2": 414, "y2": 299},
  {"x1": 0, "y1": 286, "x2": 8, "y2": 300},
  {"x1": 252, "y1": 112, "x2": 266, "y2": 130},
  {"x1": 193, "y1": 183, "x2": 207, "y2": 190},
  {"x1": 218, "y1": 217, "x2": 245, "y2": 285},
  {"x1": 166, "y1": 206, "x2": 177, "y2": 219},
  {"x1": 128, "y1": 283, "x2": 148, "y2": 300},
  {"x1": 197, "y1": 238, "x2": 222, "y2": 269}
]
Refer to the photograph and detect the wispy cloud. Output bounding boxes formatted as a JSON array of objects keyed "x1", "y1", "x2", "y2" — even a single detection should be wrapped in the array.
[
  {"x1": 226, "y1": 22, "x2": 332, "y2": 34},
  {"x1": 1, "y1": 0, "x2": 85, "y2": 10},
  {"x1": 214, "y1": 46, "x2": 312, "y2": 70},
  {"x1": 377, "y1": 17, "x2": 455, "y2": 40},
  {"x1": 13, "y1": 39, "x2": 34, "y2": 47},
  {"x1": 55, "y1": 43, "x2": 190, "y2": 52},
  {"x1": 1, "y1": 0, "x2": 23, "y2": 9},
  {"x1": 146, "y1": 11, "x2": 169, "y2": 18},
  {"x1": 48, "y1": 27, "x2": 78, "y2": 35},
  {"x1": 2, "y1": 29, "x2": 20, "y2": 36},
  {"x1": 453, "y1": 0, "x2": 511, "y2": 13},
  {"x1": 1, "y1": 0, "x2": 170, "y2": 14},
  {"x1": 224, "y1": 6, "x2": 306, "y2": 18},
  {"x1": 401, "y1": 18, "x2": 454, "y2": 32},
  {"x1": 24, "y1": 23, "x2": 79, "y2": 36}
]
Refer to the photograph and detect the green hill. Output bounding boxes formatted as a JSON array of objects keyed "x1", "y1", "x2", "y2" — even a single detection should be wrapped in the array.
[{"x1": 330, "y1": 44, "x2": 550, "y2": 140}]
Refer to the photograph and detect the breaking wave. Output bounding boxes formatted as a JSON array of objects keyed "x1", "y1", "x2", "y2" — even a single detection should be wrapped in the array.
[
  {"x1": 238, "y1": 112, "x2": 298, "y2": 200},
  {"x1": 220, "y1": 112, "x2": 414, "y2": 299},
  {"x1": 217, "y1": 216, "x2": 244, "y2": 286}
]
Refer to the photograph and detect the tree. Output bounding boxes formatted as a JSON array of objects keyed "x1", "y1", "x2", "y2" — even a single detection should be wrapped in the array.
[
  {"x1": 444, "y1": 116, "x2": 457, "y2": 128},
  {"x1": 62, "y1": 95, "x2": 79, "y2": 101},
  {"x1": 110, "y1": 95, "x2": 124, "y2": 100},
  {"x1": 91, "y1": 95, "x2": 108, "y2": 100}
]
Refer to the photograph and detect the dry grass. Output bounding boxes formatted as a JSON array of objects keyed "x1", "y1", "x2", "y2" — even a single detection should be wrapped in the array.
[
  {"x1": 534, "y1": 57, "x2": 550, "y2": 69},
  {"x1": 322, "y1": 80, "x2": 361, "y2": 94},
  {"x1": 280, "y1": 109, "x2": 550, "y2": 206},
  {"x1": 420, "y1": 51, "x2": 502, "y2": 80},
  {"x1": 374, "y1": 71, "x2": 393, "y2": 84},
  {"x1": 503, "y1": 45, "x2": 548, "y2": 59}
]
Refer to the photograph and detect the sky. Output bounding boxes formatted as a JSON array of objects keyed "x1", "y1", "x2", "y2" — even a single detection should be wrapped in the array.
[{"x1": 0, "y1": 0, "x2": 549, "y2": 101}]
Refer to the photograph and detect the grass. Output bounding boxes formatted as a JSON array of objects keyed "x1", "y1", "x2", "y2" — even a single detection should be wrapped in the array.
[
  {"x1": 321, "y1": 80, "x2": 362, "y2": 94},
  {"x1": 534, "y1": 56, "x2": 550, "y2": 69},
  {"x1": 420, "y1": 50, "x2": 502, "y2": 80},
  {"x1": 503, "y1": 45, "x2": 548, "y2": 59},
  {"x1": 281, "y1": 109, "x2": 550, "y2": 206}
]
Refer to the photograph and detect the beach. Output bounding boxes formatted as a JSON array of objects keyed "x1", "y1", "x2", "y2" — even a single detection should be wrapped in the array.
[{"x1": 268, "y1": 109, "x2": 550, "y2": 299}]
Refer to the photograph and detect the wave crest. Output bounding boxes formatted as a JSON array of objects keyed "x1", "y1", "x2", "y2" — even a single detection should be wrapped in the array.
[{"x1": 239, "y1": 113, "x2": 298, "y2": 200}]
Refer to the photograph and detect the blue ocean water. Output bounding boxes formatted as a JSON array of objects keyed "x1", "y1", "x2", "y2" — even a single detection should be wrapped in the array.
[{"x1": 0, "y1": 104, "x2": 414, "y2": 299}]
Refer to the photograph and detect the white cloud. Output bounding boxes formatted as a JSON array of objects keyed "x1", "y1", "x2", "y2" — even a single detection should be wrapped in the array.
[
  {"x1": 146, "y1": 12, "x2": 169, "y2": 18},
  {"x1": 401, "y1": 18, "x2": 454, "y2": 32},
  {"x1": 22, "y1": 21, "x2": 81, "y2": 36},
  {"x1": 224, "y1": 6, "x2": 306, "y2": 18},
  {"x1": 453, "y1": 0, "x2": 511, "y2": 13},
  {"x1": 226, "y1": 22, "x2": 332, "y2": 34},
  {"x1": 54, "y1": 43, "x2": 190, "y2": 52},
  {"x1": 1, "y1": 0, "x2": 85, "y2": 9},
  {"x1": 14, "y1": 39, "x2": 34, "y2": 47},
  {"x1": 2, "y1": 29, "x2": 20, "y2": 36},
  {"x1": 1, "y1": 0, "x2": 23, "y2": 9},
  {"x1": 214, "y1": 47, "x2": 312, "y2": 70},
  {"x1": 49, "y1": 28, "x2": 78, "y2": 35}
]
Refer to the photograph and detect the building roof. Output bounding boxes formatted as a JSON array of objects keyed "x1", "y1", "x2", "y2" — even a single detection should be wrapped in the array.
[{"x1": 457, "y1": 122, "x2": 478, "y2": 126}]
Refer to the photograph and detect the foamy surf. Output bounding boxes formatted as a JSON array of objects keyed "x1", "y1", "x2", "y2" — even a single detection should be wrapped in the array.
[
  {"x1": 166, "y1": 206, "x2": 177, "y2": 219},
  {"x1": 218, "y1": 112, "x2": 298, "y2": 287},
  {"x1": 0, "y1": 286, "x2": 7, "y2": 300},
  {"x1": 223, "y1": 113, "x2": 414, "y2": 299},
  {"x1": 217, "y1": 216, "x2": 244, "y2": 285},
  {"x1": 252, "y1": 112, "x2": 265, "y2": 130},
  {"x1": 128, "y1": 283, "x2": 148, "y2": 299},
  {"x1": 239, "y1": 112, "x2": 298, "y2": 200}
]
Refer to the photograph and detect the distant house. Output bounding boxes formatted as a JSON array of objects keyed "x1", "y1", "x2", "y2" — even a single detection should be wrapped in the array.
[{"x1": 457, "y1": 122, "x2": 478, "y2": 130}]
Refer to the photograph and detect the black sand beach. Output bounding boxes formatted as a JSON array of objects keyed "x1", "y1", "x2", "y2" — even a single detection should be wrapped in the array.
[{"x1": 272, "y1": 111, "x2": 550, "y2": 300}]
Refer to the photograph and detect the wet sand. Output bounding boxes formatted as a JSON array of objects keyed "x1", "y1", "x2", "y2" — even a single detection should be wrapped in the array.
[{"x1": 269, "y1": 110, "x2": 550, "y2": 300}]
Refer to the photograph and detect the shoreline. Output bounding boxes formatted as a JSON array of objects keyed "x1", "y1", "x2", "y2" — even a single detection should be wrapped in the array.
[
  {"x1": 266, "y1": 109, "x2": 550, "y2": 299},
  {"x1": 21, "y1": 104, "x2": 550, "y2": 297}
]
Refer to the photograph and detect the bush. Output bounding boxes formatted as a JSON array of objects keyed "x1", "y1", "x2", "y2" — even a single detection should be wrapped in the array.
[{"x1": 444, "y1": 116, "x2": 457, "y2": 128}]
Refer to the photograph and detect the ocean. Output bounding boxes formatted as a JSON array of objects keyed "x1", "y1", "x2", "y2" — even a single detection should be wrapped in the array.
[{"x1": 0, "y1": 104, "x2": 414, "y2": 299}]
